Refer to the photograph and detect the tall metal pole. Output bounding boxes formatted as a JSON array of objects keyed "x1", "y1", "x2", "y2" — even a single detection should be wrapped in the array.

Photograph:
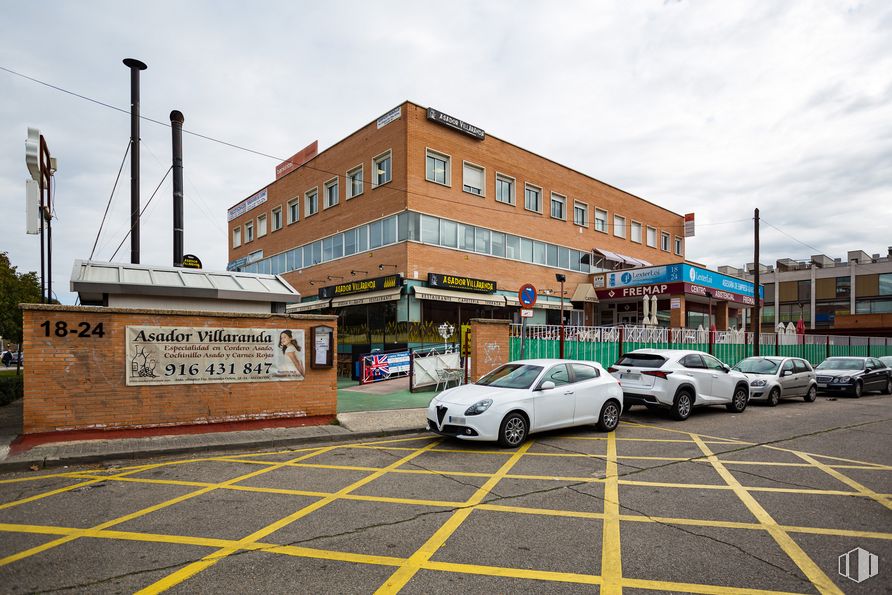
[
  {"x1": 559, "y1": 281, "x2": 565, "y2": 358},
  {"x1": 123, "y1": 58, "x2": 147, "y2": 264},
  {"x1": 753, "y1": 208, "x2": 761, "y2": 356},
  {"x1": 170, "y1": 110, "x2": 185, "y2": 267}
]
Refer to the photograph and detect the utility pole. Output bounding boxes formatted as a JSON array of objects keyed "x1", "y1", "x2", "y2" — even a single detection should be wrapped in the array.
[
  {"x1": 124, "y1": 58, "x2": 147, "y2": 264},
  {"x1": 753, "y1": 208, "x2": 761, "y2": 356}
]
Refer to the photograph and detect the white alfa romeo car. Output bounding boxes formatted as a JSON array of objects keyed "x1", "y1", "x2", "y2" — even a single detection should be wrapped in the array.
[{"x1": 427, "y1": 359, "x2": 623, "y2": 447}]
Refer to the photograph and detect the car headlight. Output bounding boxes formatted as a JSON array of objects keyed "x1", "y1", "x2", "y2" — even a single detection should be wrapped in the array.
[
  {"x1": 465, "y1": 399, "x2": 493, "y2": 416},
  {"x1": 835, "y1": 376, "x2": 851, "y2": 383},
  {"x1": 750, "y1": 379, "x2": 768, "y2": 387}
]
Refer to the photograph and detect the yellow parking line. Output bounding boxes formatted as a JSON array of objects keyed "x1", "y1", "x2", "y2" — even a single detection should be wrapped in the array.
[
  {"x1": 764, "y1": 445, "x2": 892, "y2": 469},
  {"x1": 135, "y1": 440, "x2": 442, "y2": 594},
  {"x1": 794, "y1": 452, "x2": 892, "y2": 510},
  {"x1": 690, "y1": 435, "x2": 842, "y2": 595},
  {"x1": 422, "y1": 559, "x2": 602, "y2": 585},
  {"x1": 0, "y1": 446, "x2": 335, "y2": 568},
  {"x1": 600, "y1": 431, "x2": 622, "y2": 595},
  {"x1": 621, "y1": 577, "x2": 807, "y2": 595},
  {"x1": 375, "y1": 441, "x2": 533, "y2": 594}
]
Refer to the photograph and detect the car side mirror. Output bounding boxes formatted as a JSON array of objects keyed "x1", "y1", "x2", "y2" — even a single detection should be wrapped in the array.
[
  {"x1": 538, "y1": 380, "x2": 556, "y2": 391},
  {"x1": 721, "y1": 364, "x2": 730, "y2": 373},
  {"x1": 781, "y1": 370, "x2": 791, "y2": 377}
]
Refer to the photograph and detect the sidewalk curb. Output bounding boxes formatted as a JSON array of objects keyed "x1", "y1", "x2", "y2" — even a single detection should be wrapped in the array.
[{"x1": 0, "y1": 427, "x2": 428, "y2": 473}]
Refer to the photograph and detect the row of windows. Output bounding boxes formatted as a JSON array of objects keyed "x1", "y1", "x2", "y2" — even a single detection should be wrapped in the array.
[
  {"x1": 424, "y1": 148, "x2": 683, "y2": 256},
  {"x1": 232, "y1": 150, "x2": 393, "y2": 248},
  {"x1": 236, "y1": 210, "x2": 614, "y2": 276}
]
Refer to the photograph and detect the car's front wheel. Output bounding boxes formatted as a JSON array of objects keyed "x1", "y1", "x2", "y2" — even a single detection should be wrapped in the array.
[
  {"x1": 767, "y1": 388, "x2": 780, "y2": 407},
  {"x1": 883, "y1": 378, "x2": 892, "y2": 395},
  {"x1": 853, "y1": 381, "x2": 863, "y2": 398},
  {"x1": 498, "y1": 412, "x2": 528, "y2": 448},
  {"x1": 671, "y1": 390, "x2": 693, "y2": 421},
  {"x1": 804, "y1": 385, "x2": 817, "y2": 402},
  {"x1": 596, "y1": 400, "x2": 621, "y2": 432},
  {"x1": 726, "y1": 386, "x2": 749, "y2": 413}
]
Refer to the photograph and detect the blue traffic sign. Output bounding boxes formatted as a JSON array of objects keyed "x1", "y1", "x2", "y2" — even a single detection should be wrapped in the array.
[{"x1": 518, "y1": 283, "x2": 537, "y2": 307}]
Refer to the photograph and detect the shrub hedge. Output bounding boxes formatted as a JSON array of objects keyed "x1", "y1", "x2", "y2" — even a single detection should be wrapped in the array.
[{"x1": 0, "y1": 375, "x2": 23, "y2": 406}]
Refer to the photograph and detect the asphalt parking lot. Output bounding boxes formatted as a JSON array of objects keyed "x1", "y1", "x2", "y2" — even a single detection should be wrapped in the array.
[{"x1": 0, "y1": 393, "x2": 890, "y2": 594}]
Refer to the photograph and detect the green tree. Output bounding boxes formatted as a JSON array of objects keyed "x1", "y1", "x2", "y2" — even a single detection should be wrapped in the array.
[{"x1": 0, "y1": 252, "x2": 42, "y2": 348}]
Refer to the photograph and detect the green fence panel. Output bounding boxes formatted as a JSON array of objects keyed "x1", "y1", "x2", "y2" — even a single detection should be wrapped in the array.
[
  {"x1": 712, "y1": 343, "x2": 753, "y2": 366},
  {"x1": 850, "y1": 345, "x2": 869, "y2": 357},
  {"x1": 829, "y1": 345, "x2": 849, "y2": 357}
]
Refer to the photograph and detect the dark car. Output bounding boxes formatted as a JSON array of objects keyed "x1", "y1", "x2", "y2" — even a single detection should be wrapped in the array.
[{"x1": 814, "y1": 357, "x2": 892, "y2": 397}]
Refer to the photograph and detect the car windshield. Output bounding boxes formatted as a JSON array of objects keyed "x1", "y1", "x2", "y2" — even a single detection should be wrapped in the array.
[
  {"x1": 732, "y1": 358, "x2": 780, "y2": 374},
  {"x1": 817, "y1": 358, "x2": 864, "y2": 371},
  {"x1": 476, "y1": 364, "x2": 543, "y2": 389}
]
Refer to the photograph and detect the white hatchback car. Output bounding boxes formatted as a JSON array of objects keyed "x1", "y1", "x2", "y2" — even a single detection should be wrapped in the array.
[
  {"x1": 427, "y1": 359, "x2": 623, "y2": 447},
  {"x1": 609, "y1": 349, "x2": 750, "y2": 420}
]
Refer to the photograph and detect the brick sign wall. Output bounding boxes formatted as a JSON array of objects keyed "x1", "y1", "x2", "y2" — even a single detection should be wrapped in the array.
[{"x1": 21, "y1": 305, "x2": 337, "y2": 434}]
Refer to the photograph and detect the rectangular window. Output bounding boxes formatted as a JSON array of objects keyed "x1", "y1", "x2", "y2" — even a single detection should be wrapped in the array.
[
  {"x1": 570, "y1": 250, "x2": 582, "y2": 272},
  {"x1": 257, "y1": 214, "x2": 267, "y2": 237},
  {"x1": 245, "y1": 221, "x2": 254, "y2": 243},
  {"x1": 646, "y1": 226, "x2": 656, "y2": 247},
  {"x1": 421, "y1": 215, "x2": 439, "y2": 244},
  {"x1": 373, "y1": 151, "x2": 392, "y2": 186},
  {"x1": 594, "y1": 209, "x2": 608, "y2": 233},
  {"x1": 491, "y1": 231, "x2": 506, "y2": 257},
  {"x1": 332, "y1": 233, "x2": 344, "y2": 259},
  {"x1": 506, "y1": 235, "x2": 520, "y2": 259},
  {"x1": 674, "y1": 236, "x2": 683, "y2": 256},
  {"x1": 272, "y1": 207, "x2": 282, "y2": 231},
  {"x1": 550, "y1": 193, "x2": 566, "y2": 220},
  {"x1": 425, "y1": 149, "x2": 450, "y2": 185},
  {"x1": 346, "y1": 165, "x2": 363, "y2": 199},
  {"x1": 613, "y1": 215, "x2": 626, "y2": 238},
  {"x1": 369, "y1": 220, "x2": 383, "y2": 249},
  {"x1": 475, "y1": 228, "x2": 490, "y2": 254},
  {"x1": 287, "y1": 248, "x2": 301, "y2": 270},
  {"x1": 630, "y1": 221, "x2": 642, "y2": 243},
  {"x1": 546, "y1": 243, "x2": 558, "y2": 267},
  {"x1": 880, "y1": 273, "x2": 892, "y2": 296},
  {"x1": 356, "y1": 225, "x2": 368, "y2": 252},
  {"x1": 558, "y1": 247, "x2": 570, "y2": 269},
  {"x1": 303, "y1": 244, "x2": 313, "y2": 267},
  {"x1": 232, "y1": 227, "x2": 241, "y2": 248},
  {"x1": 287, "y1": 199, "x2": 299, "y2": 224},
  {"x1": 344, "y1": 229, "x2": 357, "y2": 256},
  {"x1": 520, "y1": 237, "x2": 533, "y2": 262},
  {"x1": 382, "y1": 216, "x2": 397, "y2": 245},
  {"x1": 495, "y1": 174, "x2": 515, "y2": 205},
  {"x1": 322, "y1": 236, "x2": 333, "y2": 262},
  {"x1": 305, "y1": 188, "x2": 318, "y2": 216},
  {"x1": 459, "y1": 224, "x2": 475, "y2": 251},
  {"x1": 836, "y1": 276, "x2": 851, "y2": 297},
  {"x1": 532, "y1": 241, "x2": 546, "y2": 265},
  {"x1": 440, "y1": 219, "x2": 458, "y2": 248},
  {"x1": 661, "y1": 231, "x2": 670, "y2": 251},
  {"x1": 573, "y1": 201, "x2": 588, "y2": 227},
  {"x1": 524, "y1": 184, "x2": 542, "y2": 212},
  {"x1": 462, "y1": 162, "x2": 484, "y2": 196},
  {"x1": 312, "y1": 241, "x2": 322, "y2": 265},
  {"x1": 324, "y1": 178, "x2": 339, "y2": 209}
]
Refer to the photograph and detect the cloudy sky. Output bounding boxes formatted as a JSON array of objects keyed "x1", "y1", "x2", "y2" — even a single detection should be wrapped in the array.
[{"x1": 2, "y1": 1, "x2": 890, "y2": 304}]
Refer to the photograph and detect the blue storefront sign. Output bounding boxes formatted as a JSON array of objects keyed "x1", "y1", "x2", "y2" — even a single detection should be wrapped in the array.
[{"x1": 604, "y1": 264, "x2": 762, "y2": 299}]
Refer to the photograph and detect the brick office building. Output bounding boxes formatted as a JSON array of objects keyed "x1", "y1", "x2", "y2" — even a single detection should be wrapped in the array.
[{"x1": 227, "y1": 101, "x2": 688, "y2": 368}]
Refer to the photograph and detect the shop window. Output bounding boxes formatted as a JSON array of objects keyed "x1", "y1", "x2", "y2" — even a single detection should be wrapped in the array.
[
  {"x1": 573, "y1": 202, "x2": 588, "y2": 227},
  {"x1": 305, "y1": 188, "x2": 318, "y2": 217},
  {"x1": 373, "y1": 150, "x2": 392, "y2": 186},
  {"x1": 496, "y1": 173, "x2": 515, "y2": 205},
  {"x1": 324, "y1": 178, "x2": 339, "y2": 209},
  {"x1": 463, "y1": 162, "x2": 485, "y2": 196},
  {"x1": 550, "y1": 193, "x2": 566, "y2": 220},
  {"x1": 630, "y1": 221, "x2": 642, "y2": 243},
  {"x1": 257, "y1": 214, "x2": 267, "y2": 237},
  {"x1": 425, "y1": 149, "x2": 450, "y2": 186},
  {"x1": 272, "y1": 207, "x2": 282, "y2": 231},
  {"x1": 646, "y1": 226, "x2": 656, "y2": 248},
  {"x1": 524, "y1": 184, "x2": 542, "y2": 213},
  {"x1": 347, "y1": 165, "x2": 363, "y2": 198},
  {"x1": 287, "y1": 198, "x2": 299, "y2": 224},
  {"x1": 613, "y1": 215, "x2": 626, "y2": 238},
  {"x1": 232, "y1": 227, "x2": 241, "y2": 248},
  {"x1": 595, "y1": 209, "x2": 608, "y2": 233}
]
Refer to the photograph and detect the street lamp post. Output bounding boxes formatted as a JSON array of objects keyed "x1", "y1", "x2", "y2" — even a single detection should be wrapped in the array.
[
  {"x1": 705, "y1": 291, "x2": 713, "y2": 330},
  {"x1": 555, "y1": 274, "x2": 566, "y2": 358}
]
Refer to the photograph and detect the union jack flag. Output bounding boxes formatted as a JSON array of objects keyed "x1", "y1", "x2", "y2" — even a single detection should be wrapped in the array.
[{"x1": 363, "y1": 354, "x2": 390, "y2": 383}]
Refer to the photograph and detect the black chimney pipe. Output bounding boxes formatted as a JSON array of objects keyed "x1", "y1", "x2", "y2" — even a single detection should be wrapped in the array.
[
  {"x1": 170, "y1": 110, "x2": 184, "y2": 267},
  {"x1": 123, "y1": 58, "x2": 147, "y2": 264}
]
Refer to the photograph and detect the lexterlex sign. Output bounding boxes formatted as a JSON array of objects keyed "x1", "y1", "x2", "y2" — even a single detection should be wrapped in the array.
[{"x1": 596, "y1": 264, "x2": 763, "y2": 304}]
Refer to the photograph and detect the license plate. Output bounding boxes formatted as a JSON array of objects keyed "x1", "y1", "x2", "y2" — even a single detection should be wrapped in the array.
[
  {"x1": 817, "y1": 383, "x2": 827, "y2": 388},
  {"x1": 449, "y1": 416, "x2": 466, "y2": 424},
  {"x1": 621, "y1": 373, "x2": 640, "y2": 381}
]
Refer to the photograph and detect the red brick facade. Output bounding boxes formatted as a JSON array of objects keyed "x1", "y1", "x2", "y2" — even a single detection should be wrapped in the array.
[{"x1": 21, "y1": 305, "x2": 337, "y2": 434}]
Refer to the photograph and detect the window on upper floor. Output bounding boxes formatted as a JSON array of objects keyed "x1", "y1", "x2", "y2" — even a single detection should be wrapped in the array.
[
  {"x1": 630, "y1": 221, "x2": 642, "y2": 243},
  {"x1": 324, "y1": 178, "x2": 339, "y2": 209},
  {"x1": 661, "y1": 231, "x2": 670, "y2": 251},
  {"x1": 613, "y1": 215, "x2": 626, "y2": 239},
  {"x1": 646, "y1": 226, "x2": 656, "y2": 248},
  {"x1": 245, "y1": 220, "x2": 254, "y2": 243},
  {"x1": 232, "y1": 227, "x2": 241, "y2": 248},
  {"x1": 674, "y1": 236, "x2": 683, "y2": 256},
  {"x1": 462, "y1": 162, "x2": 484, "y2": 196},
  {"x1": 594, "y1": 208, "x2": 608, "y2": 233},
  {"x1": 373, "y1": 150, "x2": 392, "y2": 187},
  {"x1": 495, "y1": 173, "x2": 515, "y2": 205},
  {"x1": 425, "y1": 149, "x2": 450, "y2": 186},
  {"x1": 347, "y1": 165, "x2": 363, "y2": 199},
  {"x1": 257, "y1": 214, "x2": 267, "y2": 237},
  {"x1": 305, "y1": 188, "x2": 319, "y2": 216},
  {"x1": 287, "y1": 198, "x2": 299, "y2": 224},
  {"x1": 550, "y1": 193, "x2": 566, "y2": 220},
  {"x1": 573, "y1": 201, "x2": 588, "y2": 227},
  {"x1": 272, "y1": 207, "x2": 282, "y2": 231},
  {"x1": 524, "y1": 184, "x2": 542, "y2": 213}
]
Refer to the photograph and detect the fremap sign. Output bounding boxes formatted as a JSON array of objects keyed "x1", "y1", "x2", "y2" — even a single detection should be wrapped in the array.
[
  {"x1": 126, "y1": 326, "x2": 306, "y2": 386},
  {"x1": 428, "y1": 273, "x2": 496, "y2": 294},
  {"x1": 318, "y1": 275, "x2": 403, "y2": 299}
]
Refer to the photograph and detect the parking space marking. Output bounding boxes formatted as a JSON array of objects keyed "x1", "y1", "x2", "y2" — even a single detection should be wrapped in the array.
[
  {"x1": 135, "y1": 440, "x2": 443, "y2": 594},
  {"x1": 690, "y1": 435, "x2": 843, "y2": 595},
  {"x1": 601, "y1": 431, "x2": 622, "y2": 595},
  {"x1": 375, "y1": 442, "x2": 533, "y2": 594},
  {"x1": 794, "y1": 451, "x2": 892, "y2": 510}
]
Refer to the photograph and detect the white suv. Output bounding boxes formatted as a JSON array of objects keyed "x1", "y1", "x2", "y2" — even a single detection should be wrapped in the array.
[{"x1": 609, "y1": 349, "x2": 750, "y2": 420}]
